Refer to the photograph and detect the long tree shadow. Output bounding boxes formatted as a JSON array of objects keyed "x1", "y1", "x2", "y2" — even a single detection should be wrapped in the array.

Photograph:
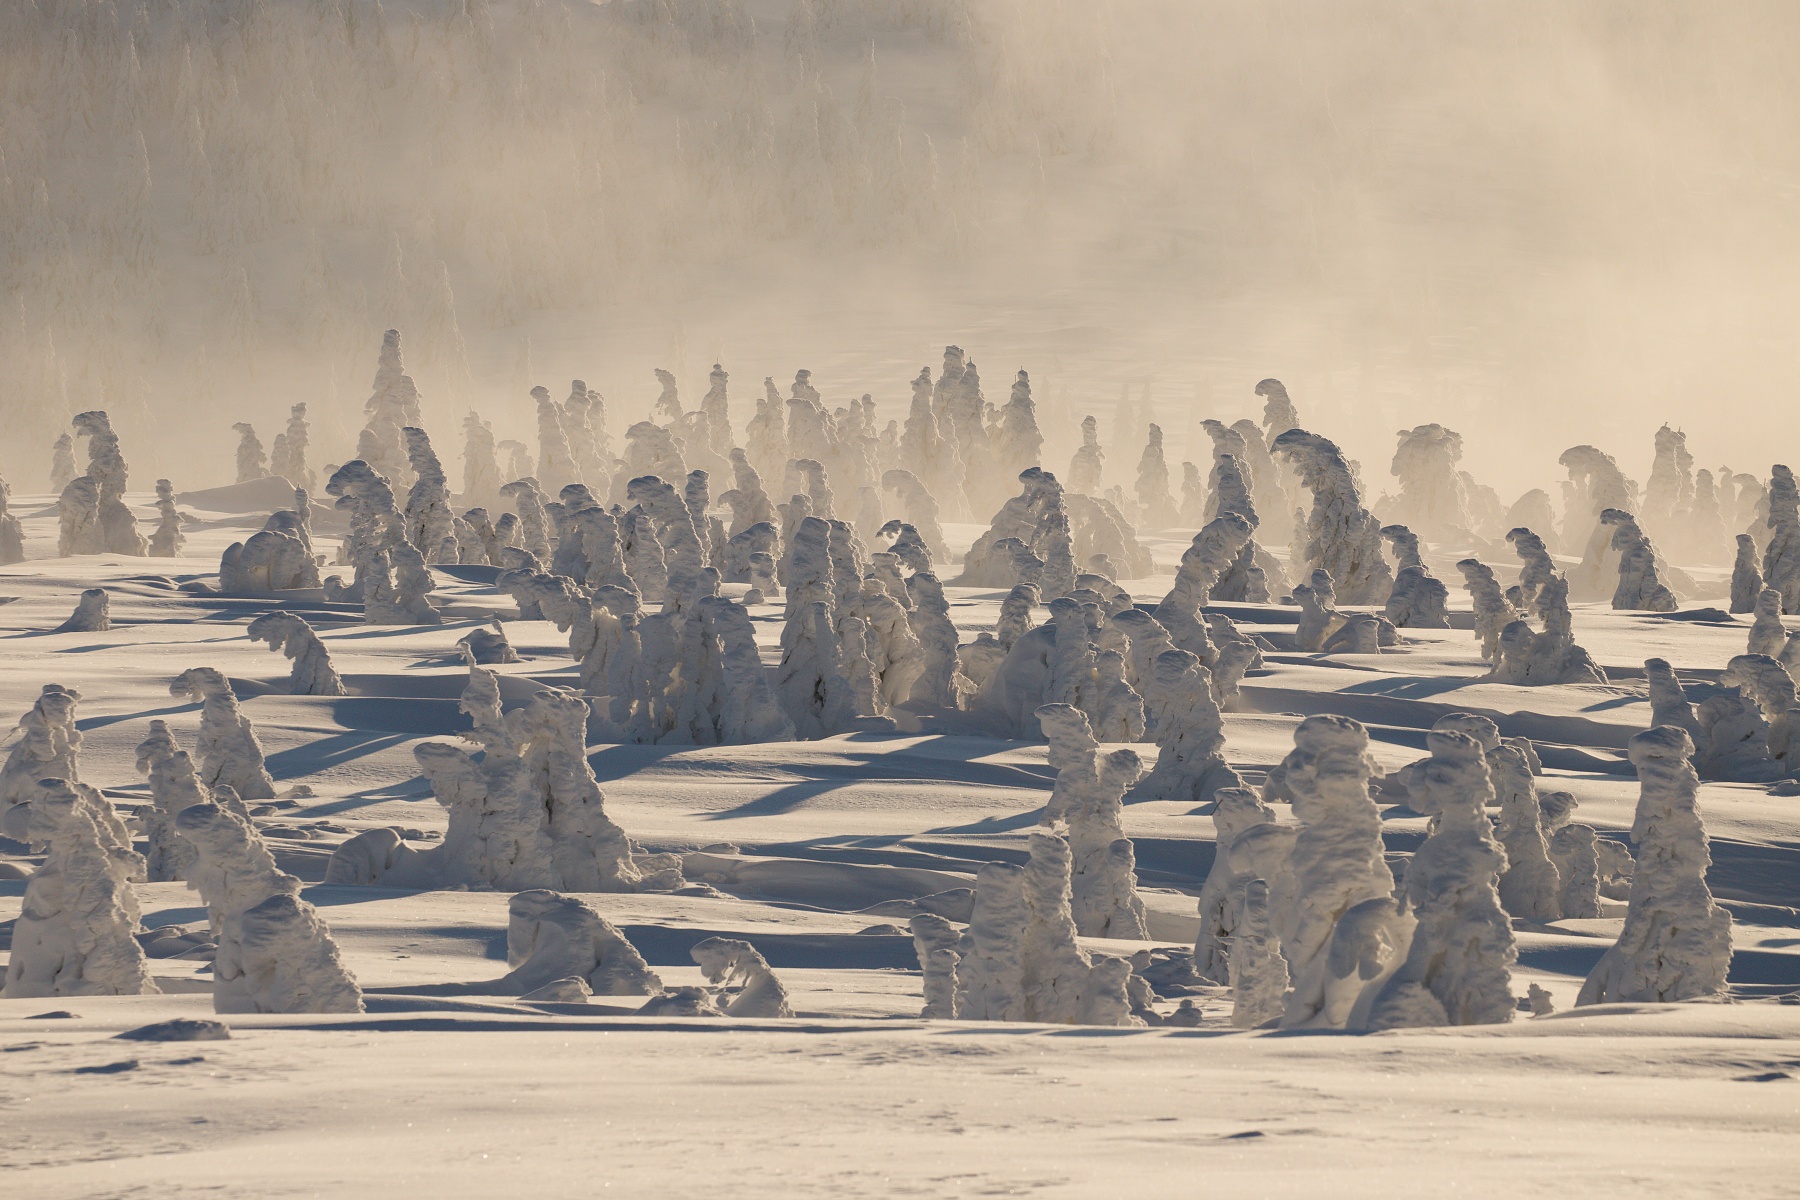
[{"x1": 264, "y1": 729, "x2": 414, "y2": 779}]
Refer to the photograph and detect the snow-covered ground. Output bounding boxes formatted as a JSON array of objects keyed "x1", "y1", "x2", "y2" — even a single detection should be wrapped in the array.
[{"x1": 3, "y1": 490, "x2": 1798, "y2": 1197}]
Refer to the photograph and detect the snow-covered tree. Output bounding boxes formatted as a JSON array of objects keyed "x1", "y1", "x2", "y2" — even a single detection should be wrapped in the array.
[
  {"x1": 232, "y1": 422, "x2": 268, "y2": 483},
  {"x1": 691, "y1": 937, "x2": 793, "y2": 1018},
  {"x1": 1386, "y1": 424, "x2": 1470, "y2": 540},
  {"x1": 500, "y1": 890, "x2": 662, "y2": 998},
  {"x1": 1457, "y1": 559, "x2": 1517, "y2": 662},
  {"x1": 247, "y1": 611, "x2": 344, "y2": 696},
  {"x1": 1600, "y1": 509, "x2": 1678, "y2": 612},
  {"x1": 1271, "y1": 428, "x2": 1392, "y2": 604},
  {"x1": 148, "y1": 479, "x2": 184, "y2": 557},
  {"x1": 169, "y1": 667, "x2": 276, "y2": 801},
  {"x1": 1732, "y1": 534, "x2": 1765, "y2": 614},
  {"x1": 53, "y1": 588, "x2": 110, "y2": 633}
]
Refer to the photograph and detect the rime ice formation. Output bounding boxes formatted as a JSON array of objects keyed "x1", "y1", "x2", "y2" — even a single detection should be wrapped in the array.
[
  {"x1": 1506, "y1": 527, "x2": 1558, "y2": 608},
  {"x1": 1490, "y1": 576, "x2": 1607, "y2": 686},
  {"x1": 911, "y1": 913, "x2": 963, "y2": 1019},
  {"x1": 1560, "y1": 445, "x2": 1636, "y2": 599},
  {"x1": 0, "y1": 478, "x2": 22, "y2": 565},
  {"x1": 219, "y1": 526, "x2": 319, "y2": 594},
  {"x1": 1550, "y1": 823, "x2": 1605, "y2": 920},
  {"x1": 1764, "y1": 465, "x2": 1800, "y2": 613},
  {"x1": 995, "y1": 370, "x2": 1045, "y2": 483},
  {"x1": 233, "y1": 422, "x2": 268, "y2": 483},
  {"x1": 403, "y1": 427, "x2": 459, "y2": 563},
  {"x1": 50, "y1": 433, "x2": 76, "y2": 493},
  {"x1": 566, "y1": 381, "x2": 613, "y2": 493},
  {"x1": 1193, "y1": 787, "x2": 1296, "y2": 986},
  {"x1": 881, "y1": 469, "x2": 949, "y2": 566},
  {"x1": 57, "y1": 475, "x2": 102, "y2": 556},
  {"x1": 1380, "y1": 525, "x2": 1449, "y2": 628},
  {"x1": 1491, "y1": 743, "x2": 1563, "y2": 921},
  {"x1": 1155, "y1": 512, "x2": 1254, "y2": 656},
  {"x1": 0, "y1": 684, "x2": 84, "y2": 823},
  {"x1": 1578, "y1": 727, "x2": 1733, "y2": 1005},
  {"x1": 1036, "y1": 705, "x2": 1147, "y2": 938},
  {"x1": 170, "y1": 668, "x2": 277, "y2": 801},
  {"x1": 1651, "y1": 654, "x2": 1790, "y2": 783},
  {"x1": 1229, "y1": 879, "x2": 1289, "y2": 1028},
  {"x1": 1457, "y1": 559, "x2": 1517, "y2": 661},
  {"x1": 3, "y1": 780, "x2": 157, "y2": 999},
  {"x1": 1365, "y1": 731, "x2": 1515, "y2": 1029},
  {"x1": 1069, "y1": 415, "x2": 1105, "y2": 496},
  {"x1": 136, "y1": 722, "x2": 208, "y2": 883},
  {"x1": 691, "y1": 937, "x2": 793, "y2": 1018},
  {"x1": 1600, "y1": 509, "x2": 1678, "y2": 612},
  {"x1": 148, "y1": 479, "x2": 185, "y2": 557},
  {"x1": 1387, "y1": 424, "x2": 1470, "y2": 540},
  {"x1": 175, "y1": 802, "x2": 361, "y2": 1014},
  {"x1": 953, "y1": 829, "x2": 1140, "y2": 1026},
  {"x1": 500, "y1": 890, "x2": 662, "y2": 997},
  {"x1": 1137, "y1": 651, "x2": 1243, "y2": 804},
  {"x1": 1643, "y1": 424, "x2": 1694, "y2": 535},
  {"x1": 53, "y1": 588, "x2": 110, "y2": 633},
  {"x1": 1270, "y1": 716, "x2": 1396, "y2": 1029},
  {"x1": 359, "y1": 330, "x2": 421, "y2": 488},
  {"x1": 269, "y1": 403, "x2": 314, "y2": 492},
  {"x1": 462, "y1": 411, "x2": 504, "y2": 510},
  {"x1": 1721, "y1": 654, "x2": 1800, "y2": 774},
  {"x1": 1748, "y1": 588, "x2": 1787, "y2": 657},
  {"x1": 1134, "y1": 424, "x2": 1179, "y2": 531},
  {"x1": 71, "y1": 410, "x2": 146, "y2": 556},
  {"x1": 1271, "y1": 429, "x2": 1393, "y2": 604},
  {"x1": 1732, "y1": 534, "x2": 1765, "y2": 613},
  {"x1": 323, "y1": 457, "x2": 438, "y2": 625},
  {"x1": 246, "y1": 612, "x2": 344, "y2": 696}
]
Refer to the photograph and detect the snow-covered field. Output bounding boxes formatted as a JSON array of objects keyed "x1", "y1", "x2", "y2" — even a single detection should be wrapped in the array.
[{"x1": 3, "y1": 488, "x2": 1798, "y2": 1198}]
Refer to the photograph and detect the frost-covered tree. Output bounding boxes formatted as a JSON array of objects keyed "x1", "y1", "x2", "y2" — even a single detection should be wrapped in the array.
[
  {"x1": 1578, "y1": 726, "x2": 1732, "y2": 1005},
  {"x1": 3, "y1": 780, "x2": 156, "y2": 999},
  {"x1": 50, "y1": 433, "x2": 75, "y2": 493},
  {"x1": 1732, "y1": 534, "x2": 1765, "y2": 613},
  {"x1": 1560, "y1": 444, "x2": 1636, "y2": 599},
  {"x1": 1068, "y1": 415, "x2": 1104, "y2": 495},
  {"x1": 691, "y1": 937, "x2": 793, "y2": 1018},
  {"x1": 53, "y1": 588, "x2": 110, "y2": 633},
  {"x1": 1600, "y1": 509, "x2": 1678, "y2": 612},
  {"x1": 995, "y1": 370, "x2": 1045, "y2": 482},
  {"x1": 881, "y1": 468, "x2": 950, "y2": 566},
  {"x1": 1134, "y1": 423, "x2": 1179, "y2": 531},
  {"x1": 1764, "y1": 465, "x2": 1800, "y2": 613},
  {"x1": 911, "y1": 913, "x2": 963, "y2": 1019},
  {"x1": 268, "y1": 403, "x2": 313, "y2": 491},
  {"x1": 1137, "y1": 650, "x2": 1243, "y2": 803},
  {"x1": 71, "y1": 410, "x2": 145, "y2": 555},
  {"x1": 0, "y1": 476, "x2": 23, "y2": 564},
  {"x1": 1386, "y1": 424, "x2": 1470, "y2": 539},
  {"x1": 746, "y1": 378, "x2": 789, "y2": 495},
  {"x1": 1643, "y1": 424, "x2": 1695, "y2": 535},
  {"x1": 1194, "y1": 787, "x2": 1296, "y2": 985},
  {"x1": 360, "y1": 330, "x2": 421, "y2": 488},
  {"x1": 1270, "y1": 715, "x2": 1396, "y2": 1029},
  {"x1": 1229, "y1": 879, "x2": 1289, "y2": 1028},
  {"x1": 907, "y1": 571, "x2": 963, "y2": 709},
  {"x1": 1381, "y1": 524, "x2": 1449, "y2": 628},
  {"x1": 1366, "y1": 730, "x2": 1515, "y2": 1029},
  {"x1": 1490, "y1": 576, "x2": 1607, "y2": 686},
  {"x1": 232, "y1": 422, "x2": 268, "y2": 483},
  {"x1": 56, "y1": 474, "x2": 102, "y2": 556},
  {"x1": 403, "y1": 426, "x2": 459, "y2": 564},
  {"x1": 170, "y1": 667, "x2": 276, "y2": 801},
  {"x1": 1037, "y1": 704, "x2": 1147, "y2": 938},
  {"x1": 1154, "y1": 512, "x2": 1254, "y2": 659},
  {"x1": 1272, "y1": 428, "x2": 1392, "y2": 604},
  {"x1": 135, "y1": 722, "x2": 209, "y2": 883},
  {"x1": 0, "y1": 684, "x2": 84, "y2": 821},
  {"x1": 147, "y1": 479, "x2": 184, "y2": 557},
  {"x1": 565, "y1": 381, "x2": 613, "y2": 493},
  {"x1": 1457, "y1": 559, "x2": 1516, "y2": 662},
  {"x1": 533, "y1": 385, "x2": 580, "y2": 494},
  {"x1": 247, "y1": 611, "x2": 344, "y2": 696},
  {"x1": 1748, "y1": 587, "x2": 1787, "y2": 657},
  {"x1": 1492, "y1": 744, "x2": 1562, "y2": 920},
  {"x1": 462, "y1": 411, "x2": 503, "y2": 509},
  {"x1": 176, "y1": 802, "x2": 361, "y2": 1014},
  {"x1": 501, "y1": 890, "x2": 662, "y2": 998},
  {"x1": 1721, "y1": 654, "x2": 1800, "y2": 775}
]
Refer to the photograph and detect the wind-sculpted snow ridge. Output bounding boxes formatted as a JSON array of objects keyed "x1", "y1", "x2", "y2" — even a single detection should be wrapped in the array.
[
  {"x1": 500, "y1": 890, "x2": 663, "y2": 998},
  {"x1": 1136, "y1": 651, "x2": 1244, "y2": 804},
  {"x1": 1600, "y1": 509, "x2": 1678, "y2": 612},
  {"x1": 1386, "y1": 424, "x2": 1471, "y2": 540},
  {"x1": 1269, "y1": 715, "x2": 1398, "y2": 1029},
  {"x1": 1271, "y1": 429, "x2": 1392, "y2": 604},
  {"x1": 1035, "y1": 704, "x2": 1147, "y2": 939},
  {"x1": 170, "y1": 668, "x2": 277, "y2": 801},
  {"x1": 1578, "y1": 727, "x2": 1732, "y2": 1005},
  {"x1": 232, "y1": 422, "x2": 268, "y2": 484},
  {"x1": 136, "y1": 722, "x2": 209, "y2": 883},
  {"x1": 176, "y1": 802, "x2": 361, "y2": 1014},
  {"x1": 1765, "y1": 464, "x2": 1800, "y2": 613},
  {"x1": 691, "y1": 937, "x2": 793, "y2": 1018},
  {"x1": 1134, "y1": 424, "x2": 1180, "y2": 532},
  {"x1": 246, "y1": 612, "x2": 344, "y2": 697},
  {"x1": 1490, "y1": 575, "x2": 1607, "y2": 686},
  {"x1": 1457, "y1": 559, "x2": 1517, "y2": 661},
  {"x1": 949, "y1": 829, "x2": 1140, "y2": 1027},
  {"x1": 53, "y1": 588, "x2": 110, "y2": 633},
  {"x1": 69, "y1": 411, "x2": 146, "y2": 556},
  {"x1": 1364, "y1": 731, "x2": 1515, "y2": 1030},
  {"x1": 1194, "y1": 787, "x2": 1295, "y2": 987},
  {"x1": 1155, "y1": 512, "x2": 1254, "y2": 657},
  {"x1": 360, "y1": 330, "x2": 421, "y2": 489},
  {"x1": 3, "y1": 779, "x2": 157, "y2": 999},
  {"x1": 403, "y1": 427, "x2": 459, "y2": 564},
  {"x1": 1380, "y1": 525, "x2": 1448, "y2": 628},
  {"x1": 0, "y1": 684, "x2": 84, "y2": 826},
  {"x1": 147, "y1": 479, "x2": 184, "y2": 557},
  {"x1": 1559, "y1": 445, "x2": 1636, "y2": 600}
]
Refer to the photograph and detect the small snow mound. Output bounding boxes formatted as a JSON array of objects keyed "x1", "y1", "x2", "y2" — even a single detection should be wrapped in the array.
[{"x1": 117, "y1": 1018, "x2": 231, "y2": 1042}]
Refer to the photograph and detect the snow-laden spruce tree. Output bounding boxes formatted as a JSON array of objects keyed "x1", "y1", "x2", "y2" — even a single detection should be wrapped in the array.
[
  {"x1": 269, "y1": 403, "x2": 314, "y2": 491},
  {"x1": 1577, "y1": 726, "x2": 1732, "y2": 1005},
  {"x1": 403, "y1": 426, "x2": 459, "y2": 564},
  {"x1": 1748, "y1": 587, "x2": 1787, "y2": 657},
  {"x1": 0, "y1": 476, "x2": 23, "y2": 564},
  {"x1": 359, "y1": 330, "x2": 421, "y2": 488},
  {"x1": 462, "y1": 410, "x2": 504, "y2": 509},
  {"x1": 1491, "y1": 743, "x2": 1563, "y2": 920},
  {"x1": 954, "y1": 828, "x2": 1140, "y2": 1026},
  {"x1": 1137, "y1": 650, "x2": 1244, "y2": 804},
  {"x1": 176, "y1": 801, "x2": 361, "y2": 1014},
  {"x1": 1194, "y1": 786, "x2": 1296, "y2": 985},
  {"x1": 1721, "y1": 654, "x2": 1800, "y2": 775},
  {"x1": 692, "y1": 937, "x2": 793, "y2": 1018},
  {"x1": 1732, "y1": 534, "x2": 1765, "y2": 613},
  {"x1": 50, "y1": 432, "x2": 76, "y2": 493},
  {"x1": 71, "y1": 410, "x2": 146, "y2": 555},
  {"x1": 907, "y1": 570, "x2": 964, "y2": 709},
  {"x1": 1270, "y1": 715, "x2": 1396, "y2": 1029},
  {"x1": 1560, "y1": 444, "x2": 1637, "y2": 599},
  {"x1": 500, "y1": 890, "x2": 662, "y2": 998},
  {"x1": 1069, "y1": 415, "x2": 1105, "y2": 496},
  {"x1": 1365, "y1": 730, "x2": 1516, "y2": 1029},
  {"x1": 1387, "y1": 424, "x2": 1471, "y2": 540},
  {"x1": 747, "y1": 377, "x2": 789, "y2": 491},
  {"x1": 994, "y1": 369, "x2": 1044, "y2": 483},
  {"x1": 1155, "y1": 512, "x2": 1254, "y2": 657},
  {"x1": 0, "y1": 684, "x2": 84, "y2": 821},
  {"x1": 1381, "y1": 524, "x2": 1449, "y2": 628},
  {"x1": 1457, "y1": 559, "x2": 1516, "y2": 662},
  {"x1": 246, "y1": 611, "x2": 344, "y2": 696},
  {"x1": 1490, "y1": 575, "x2": 1607, "y2": 686},
  {"x1": 53, "y1": 588, "x2": 110, "y2": 633},
  {"x1": 1549, "y1": 821, "x2": 1605, "y2": 920},
  {"x1": 3, "y1": 779, "x2": 157, "y2": 999},
  {"x1": 170, "y1": 667, "x2": 276, "y2": 801},
  {"x1": 1229, "y1": 878, "x2": 1289, "y2": 1028},
  {"x1": 232, "y1": 422, "x2": 268, "y2": 483},
  {"x1": 1763, "y1": 465, "x2": 1800, "y2": 613},
  {"x1": 136, "y1": 721, "x2": 210, "y2": 882},
  {"x1": 1271, "y1": 428, "x2": 1393, "y2": 604},
  {"x1": 1642, "y1": 424, "x2": 1695, "y2": 535},
  {"x1": 147, "y1": 478, "x2": 184, "y2": 557},
  {"x1": 911, "y1": 913, "x2": 963, "y2": 1018},
  {"x1": 533, "y1": 385, "x2": 580, "y2": 493},
  {"x1": 56, "y1": 475, "x2": 102, "y2": 556},
  {"x1": 1600, "y1": 509, "x2": 1678, "y2": 612},
  {"x1": 1036, "y1": 704, "x2": 1147, "y2": 938},
  {"x1": 565, "y1": 380, "x2": 613, "y2": 493},
  {"x1": 1134, "y1": 423, "x2": 1180, "y2": 531}
]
